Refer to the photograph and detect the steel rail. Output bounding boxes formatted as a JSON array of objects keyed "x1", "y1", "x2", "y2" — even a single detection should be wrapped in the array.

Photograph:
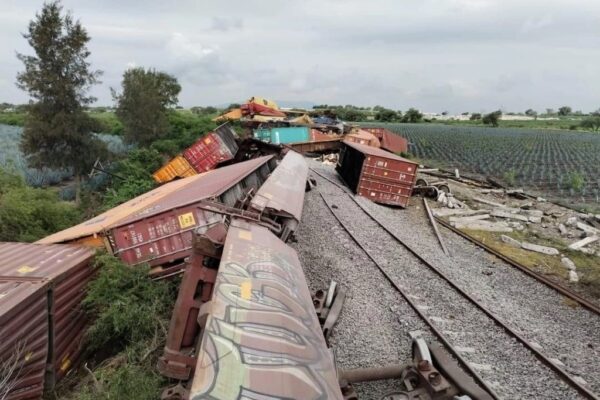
[
  {"x1": 435, "y1": 217, "x2": 600, "y2": 315},
  {"x1": 310, "y1": 167, "x2": 600, "y2": 315},
  {"x1": 310, "y1": 168, "x2": 600, "y2": 400},
  {"x1": 318, "y1": 192, "x2": 499, "y2": 400}
]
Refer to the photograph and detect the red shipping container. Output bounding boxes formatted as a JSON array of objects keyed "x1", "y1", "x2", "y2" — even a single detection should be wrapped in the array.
[
  {"x1": 106, "y1": 156, "x2": 276, "y2": 270},
  {"x1": 361, "y1": 127, "x2": 408, "y2": 154},
  {"x1": 337, "y1": 141, "x2": 418, "y2": 207},
  {"x1": 183, "y1": 124, "x2": 239, "y2": 173},
  {"x1": 0, "y1": 243, "x2": 95, "y2": 399}
]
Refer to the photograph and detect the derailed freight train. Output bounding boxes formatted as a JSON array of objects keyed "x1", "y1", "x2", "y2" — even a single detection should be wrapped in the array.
[
  {"x1": 158, "y1": 152, "x2": 488, "y2": 400},
  {"x1": 3, "y1": 146, "x2": 489, "y2": 399}
]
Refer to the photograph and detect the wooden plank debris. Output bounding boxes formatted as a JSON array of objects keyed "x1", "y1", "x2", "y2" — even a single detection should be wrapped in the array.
[{"x1": 423, "y1": 198, "x2": 450, "y2": 256}]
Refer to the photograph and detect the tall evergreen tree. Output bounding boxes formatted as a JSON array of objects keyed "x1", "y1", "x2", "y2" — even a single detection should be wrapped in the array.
[
  {"x1": 112, "y1": 68, "x2": 181, "y2": 146},
  {"x1": 17, "y1": 1, "x2": 105, "y2": 200}
]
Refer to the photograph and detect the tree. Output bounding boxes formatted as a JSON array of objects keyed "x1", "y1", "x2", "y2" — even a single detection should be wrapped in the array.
[
  {"x1": 482, "y1": 110, "x2": 502, "y2": 127},
  {"x1": 470, "y1": 113, "x2": 482, "y2": 120},
  {"x1": 402, "y1": 108, "x2": 423, "y2": 123},
  {"x1": 112, "y1": 68, "x2": 181, "y2": 146},
  {"x1": 375, "y1": 107, "x2": 398, "y2": 122},
  {"x1": 16, "y1": 1, "x2": 105, "y2": 201},
  {"x1": 558, "y1": 106, "x2": 572, "y2": 116},
  {"x1": 525, "y1": 109, "x2": 537, "y2": 117},
  {"x1": 580, "y1": 116, "x2": 600, "y2": 132}
]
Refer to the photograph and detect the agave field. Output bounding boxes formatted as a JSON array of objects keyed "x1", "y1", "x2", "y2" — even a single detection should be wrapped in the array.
[
  {"x1": 0, "y1": 123, "x2": 128, "y2": 188},
  {"x1": 381, "y1": 123, "x2": 600, "y2": 209}
]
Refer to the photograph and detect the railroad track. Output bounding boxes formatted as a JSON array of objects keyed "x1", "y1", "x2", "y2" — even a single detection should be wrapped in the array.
[
  {"x1": 311, "y1": 166, "x2": 600, "y2": 315},
  {"x1": 310, "y1": 167, "x2": 599, "y2": 400}
]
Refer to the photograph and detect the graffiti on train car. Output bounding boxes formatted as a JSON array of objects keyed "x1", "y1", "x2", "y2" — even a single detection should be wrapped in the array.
[{"x1": 189, "y1": 219, "x2": 342, "y2": 400}]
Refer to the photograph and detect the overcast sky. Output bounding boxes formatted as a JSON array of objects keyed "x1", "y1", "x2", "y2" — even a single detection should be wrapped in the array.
[{"x1": 1, "y1": 0, "x2": 599, "y2": 113}]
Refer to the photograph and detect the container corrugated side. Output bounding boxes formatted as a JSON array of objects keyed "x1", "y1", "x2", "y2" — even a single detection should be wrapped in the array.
[
  {"x1": 0, "y1": 279, "x2": 49, "y2": 400},
  {"x1": 106, "y1": 156, "x2": 276, "y2": 269},
  {"x1": 337, "y1": 141, "x2": 418, "y2": 207},
  {"x1": 0, "y1": 243, "x2": 96, "y2": 395},
  {"x1": 183, "y1": 132, "x2": 236, "y2": 173},
  {"x1": 153, "y1": 155, "x2": 197, "y2": 184},
  {"x1": 361, "y1": 127, "x2": 408, "y2": 154}
]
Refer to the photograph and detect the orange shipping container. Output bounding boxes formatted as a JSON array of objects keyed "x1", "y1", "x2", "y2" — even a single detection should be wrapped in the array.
[{"x1": 153, "y1": 155, "x2": 197, "y2": 184}]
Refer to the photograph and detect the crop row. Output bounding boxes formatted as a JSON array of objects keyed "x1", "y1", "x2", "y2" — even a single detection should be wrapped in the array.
[{"x1": 382, "y1": 123, "x2": 600, "y2": 200}]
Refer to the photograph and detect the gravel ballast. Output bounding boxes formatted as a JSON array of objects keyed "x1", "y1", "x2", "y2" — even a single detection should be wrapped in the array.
[{"x1": 302, "y1": 160, "x2": 597, "y2": 399}]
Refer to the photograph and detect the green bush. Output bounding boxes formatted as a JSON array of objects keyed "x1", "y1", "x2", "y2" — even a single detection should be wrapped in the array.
[
  {"x1": 69, "y1": 363, "x2": 163, "y2": 400},
  {"x1": 0, "y1": 168, "x2": 80, "y2": 242},
  {"x1": 100, "y1": 148, "x2": 162, "y2": 210},
  {"x1": 0, "y1": 112, "x2": 26, "y2": 126},
  {"x1": 82, "y1": 254, "x2": 175, "y2": 356}
]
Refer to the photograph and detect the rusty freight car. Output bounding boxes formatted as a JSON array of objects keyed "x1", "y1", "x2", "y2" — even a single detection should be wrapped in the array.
[
  {"x1": 337, "y1": 140, "x2": 419, "y2": 207},
  {"x1": 0, "y1": 243, "x2": 95, "y2": 399},
  {"x1": 187, "y1": 219, "x2": 343, "y2": 400},
  {"x1": 157, "y1": 151, "x2": 313, "y2": 383},
  {"x1": 38, "y1": 156, "x2": 278, "y2": 276}
]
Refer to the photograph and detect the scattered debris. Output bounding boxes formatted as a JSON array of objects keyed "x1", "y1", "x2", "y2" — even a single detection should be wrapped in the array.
[
  {"x1": 500, "y1": 235, "x2": 521, "y2": 248},
  {"x1": 521, "y1": 242, "x2": 560, "y2": 256},
  {"x1": 568, "y1": 236, "x2": 599, "y2": 251},
  {"x1": 449, "y1": 214, "x2": 491, "y2": 224},
  {"x1": 569, "y1": 270, "x2": 580, "y2": 283},
  {"x1": 473, "y1": 197, "x2": 506, "y2": 208},
  {"x1": 561, "y1": 257, "x2": 576, "y2": 271},
  {"x1": 454, "y1": 220, "x2": 513, "y2": 233},
  {"x1": 491, "y1": 209, "x2": 530, "y2": 222}
]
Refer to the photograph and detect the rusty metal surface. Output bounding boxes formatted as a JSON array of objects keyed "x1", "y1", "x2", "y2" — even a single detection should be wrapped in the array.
[
  {"x1": 189, "y1": 218, "x2": 343, "y2": 399},
  {"x1": 250, "y1": 151, "x2": 308, "y2": 223},
  {"x1": 337, "y1": 141, "x2": 419, "y2": 207},
  {"x1": 153, "y1": 155, "x2": 197, "y2": 184},
  {"x1": 116, "y1": 156, "x2": 273, "y2": 227},
  {"x1": 361, "y1": 127, "x2": 408, "y2": 154},
  {"x1": 158, "y1": 225, "x2": 223, "y2": 380},
  {"x1": 107, "y1": 157, "x2": 275, "y2": 268},
  {"x1": 0, "y1": 242, "x2": 95, "y2": 399},
  {"x1": 37, "y1": 177, "x2": 194, "y2": 245},
  {"x1": 182, "y1": 125, "x2": 238, "y2": 174},
  {"x1": 287, "y1": 138, "x2": 342, "y2": 154},
  {"x1": 0, "y1": 279, "x2": 48, "y2": 400},
  {"x1": 344, "y1": 129, "x2": 381, "y2": 148}
]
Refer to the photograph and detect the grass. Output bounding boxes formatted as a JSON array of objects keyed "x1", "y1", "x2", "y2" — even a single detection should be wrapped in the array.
[{"x1": 461, "y1": 228, "x2": 600, "y2": 299}]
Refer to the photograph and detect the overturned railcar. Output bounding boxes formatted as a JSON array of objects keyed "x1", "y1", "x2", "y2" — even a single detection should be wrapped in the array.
[
  {"x1": 38, "y1": 156, "x2": 278, "y2": 276},
  {"x1": 188, "y1": 219, "x2": 343, "y2": 400}
]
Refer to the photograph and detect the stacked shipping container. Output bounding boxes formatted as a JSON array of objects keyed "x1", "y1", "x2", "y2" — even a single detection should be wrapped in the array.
[
  {"x1": 153, "y1": 123, "x2": 239, "y2": 184},
  {"x1": 0, "y1": 243, "x2": 95, "y2": 399}
]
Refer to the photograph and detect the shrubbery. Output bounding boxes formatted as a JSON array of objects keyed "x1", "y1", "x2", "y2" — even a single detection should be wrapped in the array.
[
  {"x1": 0, "y1": 168, "x2": 80, "y2": 242},
  {"x1": 60, "y1": 254, "x2": 177, "y2": 400}
]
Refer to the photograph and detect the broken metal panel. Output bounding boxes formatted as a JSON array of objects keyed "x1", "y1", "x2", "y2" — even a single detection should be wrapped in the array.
[
  {"x1": 189, "y1": 218, "x2": 343, "y2": 400},
  {"x1": 250, "y1": 151, "x2": 308, "y2": 224}
]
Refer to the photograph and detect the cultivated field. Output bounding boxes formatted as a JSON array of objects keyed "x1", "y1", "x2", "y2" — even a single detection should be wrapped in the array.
[
  {"x1": 0, "y1": 123, "x2": 127, "y2": 187},
  {"x1": 382, "y1": 123, "x2": 600, "y2": 211}
]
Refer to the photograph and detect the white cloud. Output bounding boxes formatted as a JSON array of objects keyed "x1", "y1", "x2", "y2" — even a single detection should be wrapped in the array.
[{"x1": 1, "y1": 0, "x2": 600, "y2": 112}]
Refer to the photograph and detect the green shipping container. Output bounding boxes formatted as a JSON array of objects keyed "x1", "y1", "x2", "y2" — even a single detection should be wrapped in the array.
[{"x1": 254, "y1": 127, "x2": 310, "y2": 144}]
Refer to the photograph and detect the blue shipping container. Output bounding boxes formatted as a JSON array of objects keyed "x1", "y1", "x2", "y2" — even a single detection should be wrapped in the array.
[{"x1": 254, "y1": 127, "x2": 310, "y2": 144}]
